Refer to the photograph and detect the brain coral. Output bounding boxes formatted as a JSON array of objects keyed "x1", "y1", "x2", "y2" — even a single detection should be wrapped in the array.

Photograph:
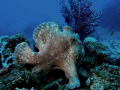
[{"x1": 13, "y1": 22, "x2": 85, "y2": 89}]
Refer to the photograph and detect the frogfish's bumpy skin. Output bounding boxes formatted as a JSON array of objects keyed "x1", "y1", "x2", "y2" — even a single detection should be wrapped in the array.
[{"x1": 13, "y1": 22, "x2": 85, "y2": 89}]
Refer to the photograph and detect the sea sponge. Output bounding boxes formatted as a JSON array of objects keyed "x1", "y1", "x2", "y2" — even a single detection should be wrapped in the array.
[
  {"x1": 83, "y1": 36, "x2": 97, "y2": 44},
  {"x1": 13, "y1": 22, "x2": 85, "y2": 89}
]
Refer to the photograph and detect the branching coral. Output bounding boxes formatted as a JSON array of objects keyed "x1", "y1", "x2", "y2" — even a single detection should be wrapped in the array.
[
  {"x1": 60, "y1": 0, "x2": 102, "y2": 41},
  {"x1": 13, "y1": 22, "x2": 85, "y2": 89}
]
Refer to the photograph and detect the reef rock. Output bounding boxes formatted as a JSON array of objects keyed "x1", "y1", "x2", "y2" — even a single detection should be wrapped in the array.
[{"x1": 13, "y1": 22, "x2": 85, "y2": 89}]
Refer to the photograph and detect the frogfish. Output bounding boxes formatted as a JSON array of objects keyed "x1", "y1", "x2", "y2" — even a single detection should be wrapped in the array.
[{"x1": 13, "y1": 22, "x2": 85, "y2": 89}]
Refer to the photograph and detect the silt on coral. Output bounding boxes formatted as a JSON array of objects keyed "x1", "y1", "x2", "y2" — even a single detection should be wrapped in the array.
[{"x1": 13, "y1": 22, "x2": 85, "y2": 89}]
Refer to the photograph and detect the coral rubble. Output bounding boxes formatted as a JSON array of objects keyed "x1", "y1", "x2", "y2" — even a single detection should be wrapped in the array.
[{"x1": 13, "y1": 22, "x2": 85, "y2": 89}]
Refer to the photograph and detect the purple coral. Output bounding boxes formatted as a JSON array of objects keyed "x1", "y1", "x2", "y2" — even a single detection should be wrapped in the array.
[{"x1": 60, "y1": 0, "x2": 102, "y2": 41}]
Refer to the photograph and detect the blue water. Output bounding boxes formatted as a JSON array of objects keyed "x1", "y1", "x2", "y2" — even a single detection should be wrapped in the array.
[
  {"x1": 0, "y1": 0, "x2": 64, "y2": 38},
  {"x1": 0, "y1": 0, "x2": 117, "y2": 42}
]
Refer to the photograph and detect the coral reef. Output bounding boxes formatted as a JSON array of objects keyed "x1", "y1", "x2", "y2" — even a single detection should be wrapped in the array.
[
  {"x1": 0, "y1": 41, "x2": 7, "y2": 68},
  {"x1": 0, "y1": 34, "x2": 29, "y2": 51},
  {"x1": 103, "y1": 40, "x2": 120, "y2": 66},
  {"x1": 0, "y1": 63, "x2": 40, "y2": 90},
  {"x1": 83, "y1": 37, "x2": 109, "y2": 67},
  {"x1": 0, "y1": 63, "x2": 68, "y2": 90},
  {"x1": 60, "y1": 0, "x2": 102, "y2": 41},
  {"x1": 13, "y1": 22, "x2": 85, "y2": 89},
  {"x1": 88, "y1": 63, "x2": 120, "y2": 90},
  {"x1": 77, "y1": 37, "x2": 120, "y2": 89},
  {"x1": 0, "y1": 34, "x2": 29, "y2": 67},
  {"x1": 83, "y1": 37, "x2": 97, "y2": 44},
  {"x1": 0, "y1": 25, "x2": 119, "y2": 90},
  {"x1": 0, "y1": 34, "x2": 119, "y2": 90}
]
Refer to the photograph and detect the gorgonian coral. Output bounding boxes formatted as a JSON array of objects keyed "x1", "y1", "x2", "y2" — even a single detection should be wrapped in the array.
[{"x1": 60, "y1": 0, "x2": 102, "y2": 41}]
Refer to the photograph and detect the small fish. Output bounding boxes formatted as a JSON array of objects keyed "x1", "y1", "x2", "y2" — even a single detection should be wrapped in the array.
[{"x1": 110, "y1": 31, "x2": 114, "y2": 35}]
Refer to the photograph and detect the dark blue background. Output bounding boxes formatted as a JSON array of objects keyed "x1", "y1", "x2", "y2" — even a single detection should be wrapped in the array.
[{"x1": 0, "y1": 0, "x2": 115, "y2": 43}]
